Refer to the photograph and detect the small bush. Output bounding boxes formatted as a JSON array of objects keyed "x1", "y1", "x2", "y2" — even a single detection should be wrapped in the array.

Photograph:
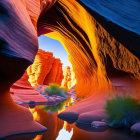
[
  {"x1": 105, "y1": 93, "x2": 140, "y2": 128},
  {"x1": 45, "y1": 83, "x2": 67, "y2": 97}
]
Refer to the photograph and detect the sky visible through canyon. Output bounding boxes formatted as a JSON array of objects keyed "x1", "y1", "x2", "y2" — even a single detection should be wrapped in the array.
[{"x1": 38, "y1": 35, "x2": 72, "y2": 68}]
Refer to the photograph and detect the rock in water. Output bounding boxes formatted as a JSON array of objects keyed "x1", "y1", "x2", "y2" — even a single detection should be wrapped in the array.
[
  {"x1": 91, "y1": 121, "x2": 107, "y2": 128},
  {"x1": 77, "y1": 109, "x2": 107, "y2": 124},
  {"x1": 131, "y1": 122, "x2": 140, "y2": 134}
]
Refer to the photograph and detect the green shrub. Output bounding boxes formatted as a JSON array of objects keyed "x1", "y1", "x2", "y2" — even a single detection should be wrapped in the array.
[
  {"x1": 45, "y1": 83, "x2": 67, "y2": 97},
  {"x1": 105, "y1": 93, "x2": 140, "y2": 128}
]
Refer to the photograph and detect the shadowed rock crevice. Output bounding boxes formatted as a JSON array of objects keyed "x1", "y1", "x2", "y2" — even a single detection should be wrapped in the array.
[
  {"x1": 0, "y1": 4, "x2": 9, "y2": 22},
  {"x1": 77, "y1": 0, "x2": 140, "y2": 59}
]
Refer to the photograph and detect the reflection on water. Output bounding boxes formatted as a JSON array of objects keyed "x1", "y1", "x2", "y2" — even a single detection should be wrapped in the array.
[
  {"x1": 5, "y1": 96, "x2": 140, "y2": 140},
  {"x1": 56, "y1": 122, "x2": 73, "y2": 140},
  {"x1": 32, "y1": 97, "x2": 75, "y2": 140},
  {"x1": 30, "y1": 97, "x2": 140, "y2": 140},
  {"x1": 43, "y1": 99, "x2": 70, "y2": 113}
]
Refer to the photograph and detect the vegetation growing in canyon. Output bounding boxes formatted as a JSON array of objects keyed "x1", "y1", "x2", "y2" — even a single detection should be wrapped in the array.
[
  {"x1": 45, "y1": 83, "x2": 68, "y2": 97},
  {"x1": 105, "y1": 93, "x2": 140, "y2": 128}
]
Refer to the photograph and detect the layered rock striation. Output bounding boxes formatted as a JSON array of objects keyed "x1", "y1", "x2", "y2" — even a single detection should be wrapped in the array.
[
  {"x1": 61, "y1": 66, "x2": 76, "y2": 89},
  {"x1": 27, "y1": 49, "x2": 63, "y2": 86},
  {"x1": 0, "y1": 0, "x2": 56, "y2": 138},
  {"x1": 0, "y1": 0, "x2": 140, "y2": 138},
  {"x1": 38, "y1": 0, "x2": 140, "y2": 97},
  {"x1": 10, "y1": 71, "x2": 47, "y2": 104}
]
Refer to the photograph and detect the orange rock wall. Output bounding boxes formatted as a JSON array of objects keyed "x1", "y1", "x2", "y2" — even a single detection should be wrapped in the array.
[
  {"x1": 27, "y1": 49, "x2": 63, "y2": 86},
  {"x1": 38, "y1": 0, "x2": 140, "y2": 97},
  {"x1": 61, "y1": 66, "x2": 76, "y2": 89}
]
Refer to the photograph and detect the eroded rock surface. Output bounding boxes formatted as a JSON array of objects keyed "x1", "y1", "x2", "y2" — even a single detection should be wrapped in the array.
[
  {"x1": 0, "y1": 0, "x2": 56, "y2": 138},
  {"x1": 10, "y1": 71, "x2": 47, "y2": 103},
  {"x1": 0, "y1": 0, "x2": 140, "y2": 138},
  {"x1": 61, "y1": 66, "x2": 76, "y2": 89},
  {"x1": 38, "y1": 0, "x2": 140, "y2": 97},
  {"x1": 27, "y1": 49, "x2": 64, "y2": 86}
]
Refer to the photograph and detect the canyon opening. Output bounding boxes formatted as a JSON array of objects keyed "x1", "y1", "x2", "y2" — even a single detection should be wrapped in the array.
[{"x1": 0, "y1": 0, "x2": 140, "y2": 140}]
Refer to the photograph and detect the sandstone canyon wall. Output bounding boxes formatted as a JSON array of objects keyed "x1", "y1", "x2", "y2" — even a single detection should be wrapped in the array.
[
  {"x1": 38, "y1": 0, "x2": 140, "y2": 97},
  {"x1": 0, "y1": 0, "x2": 140, "y2": 138},
  {"x1": 10, "y1": 71, "x2": 47, "y2": 103},
  {"x1": 61, "y1": 66, "x2": 76, "y2": 89},
  {"x1": 0, "y1": 0, "x2": 56, "y2": 138},
  {"x1": 27, "y1": 49, "x2": 64, "y2": 86}
]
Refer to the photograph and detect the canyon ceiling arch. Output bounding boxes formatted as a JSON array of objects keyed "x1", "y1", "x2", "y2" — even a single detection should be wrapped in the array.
[
  {"x1": 0, "y1": 0, "x2": 139, "y2": 97},
  {"x1": 38, "y1": 0, "x2": 140, "y2": 96},
  {"x1": 0, "y1": 0, "x2": 140, "y2": 138}
]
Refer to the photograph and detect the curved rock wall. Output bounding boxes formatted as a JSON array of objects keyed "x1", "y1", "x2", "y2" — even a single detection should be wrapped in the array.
[
  {"x1": 0, "y1": 0, "x2": 56, "y2": 138},
  {"x1": 0, "y1": 0, "x2": 140, "y2": 138},
  {"x1": 38, "y1": 0, "x2": 140, "y2": 97},
  {"x1": 10, "y1": 71, "x2": 47, "y2": 103},
  {"x1": 27, "y1": 49, "x2": 64, "y2": 86}
]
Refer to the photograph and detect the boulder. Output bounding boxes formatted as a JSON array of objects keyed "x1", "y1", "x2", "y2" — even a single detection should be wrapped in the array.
[
  {"x1": 77, "y1": 109, "x2": 107, "y2": 124},
  {"x1": 131, "y1": 122, "x2": 140, "y2": 134},
  {"x1": 91, "y1": 121, "x2": 108, "y2": 128}
]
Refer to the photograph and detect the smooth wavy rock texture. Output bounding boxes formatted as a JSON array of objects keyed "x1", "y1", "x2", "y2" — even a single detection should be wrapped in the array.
[
  {"x1": 0, "y1": 0, "x2": 140, "y2": 138},
  {"x1": 38, "y1": 0, "x2": 140, "y2": 97},
  {"x1": 27, "y1": 49, "x2": 63, "y2": 86},
  {"x1": 0, "y1": 0, "x2": 55, "y2": 139},
  {"x1": 10, "y1": 71, "x2": 47, "y2": 104}
]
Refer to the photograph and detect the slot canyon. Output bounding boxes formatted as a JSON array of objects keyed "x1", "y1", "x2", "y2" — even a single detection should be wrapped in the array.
[{"x1": 0, "y1": 0, "x2": 140, "y2": 139}]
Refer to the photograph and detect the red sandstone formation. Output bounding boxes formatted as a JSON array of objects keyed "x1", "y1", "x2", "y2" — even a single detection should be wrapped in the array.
[
  {"x1": 38, "y1": 0, "x2": 140, "y2": 131},
  {"x1": 0, "y1": 0, "x2": 55, "y2": 138},
  {"x1": 0, "y1": 0, "x2": 140, "y2": 138},
  {"x1": 27, "y1": 49, "x2": 64, "y2": 86},
  {"x1": 43, "y1": 58, "x2": 63, "y2": 85},
  {"x1": 10, "y1": 71, "x2": 47, "y2": 103},
  {"x1": 61, "y1": 66, "x2": 76, "y2": 89}
]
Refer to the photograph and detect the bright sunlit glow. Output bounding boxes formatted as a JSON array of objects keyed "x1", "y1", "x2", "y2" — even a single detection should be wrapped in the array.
[
  {"x1": 56, "y1": 123, "x2": 73, "y2": 140},
  {"x1": 38, "y1": 35, "x2": 72, "y2": 69}
]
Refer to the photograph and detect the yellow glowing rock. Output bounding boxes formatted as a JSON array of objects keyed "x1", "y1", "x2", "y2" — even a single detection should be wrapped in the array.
[
  {"x1": 61, "y1": 66, "x2": 76, "y2": 89},
  {"x1": 61, "y1": 66, "x2": 71, "y2": 88},
  {"x1": 70, "y1": 67, "x2": 77, "y2": 88},
  {"x1": 37, "y1": 0, "x2": 140, "y2": 96}
]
